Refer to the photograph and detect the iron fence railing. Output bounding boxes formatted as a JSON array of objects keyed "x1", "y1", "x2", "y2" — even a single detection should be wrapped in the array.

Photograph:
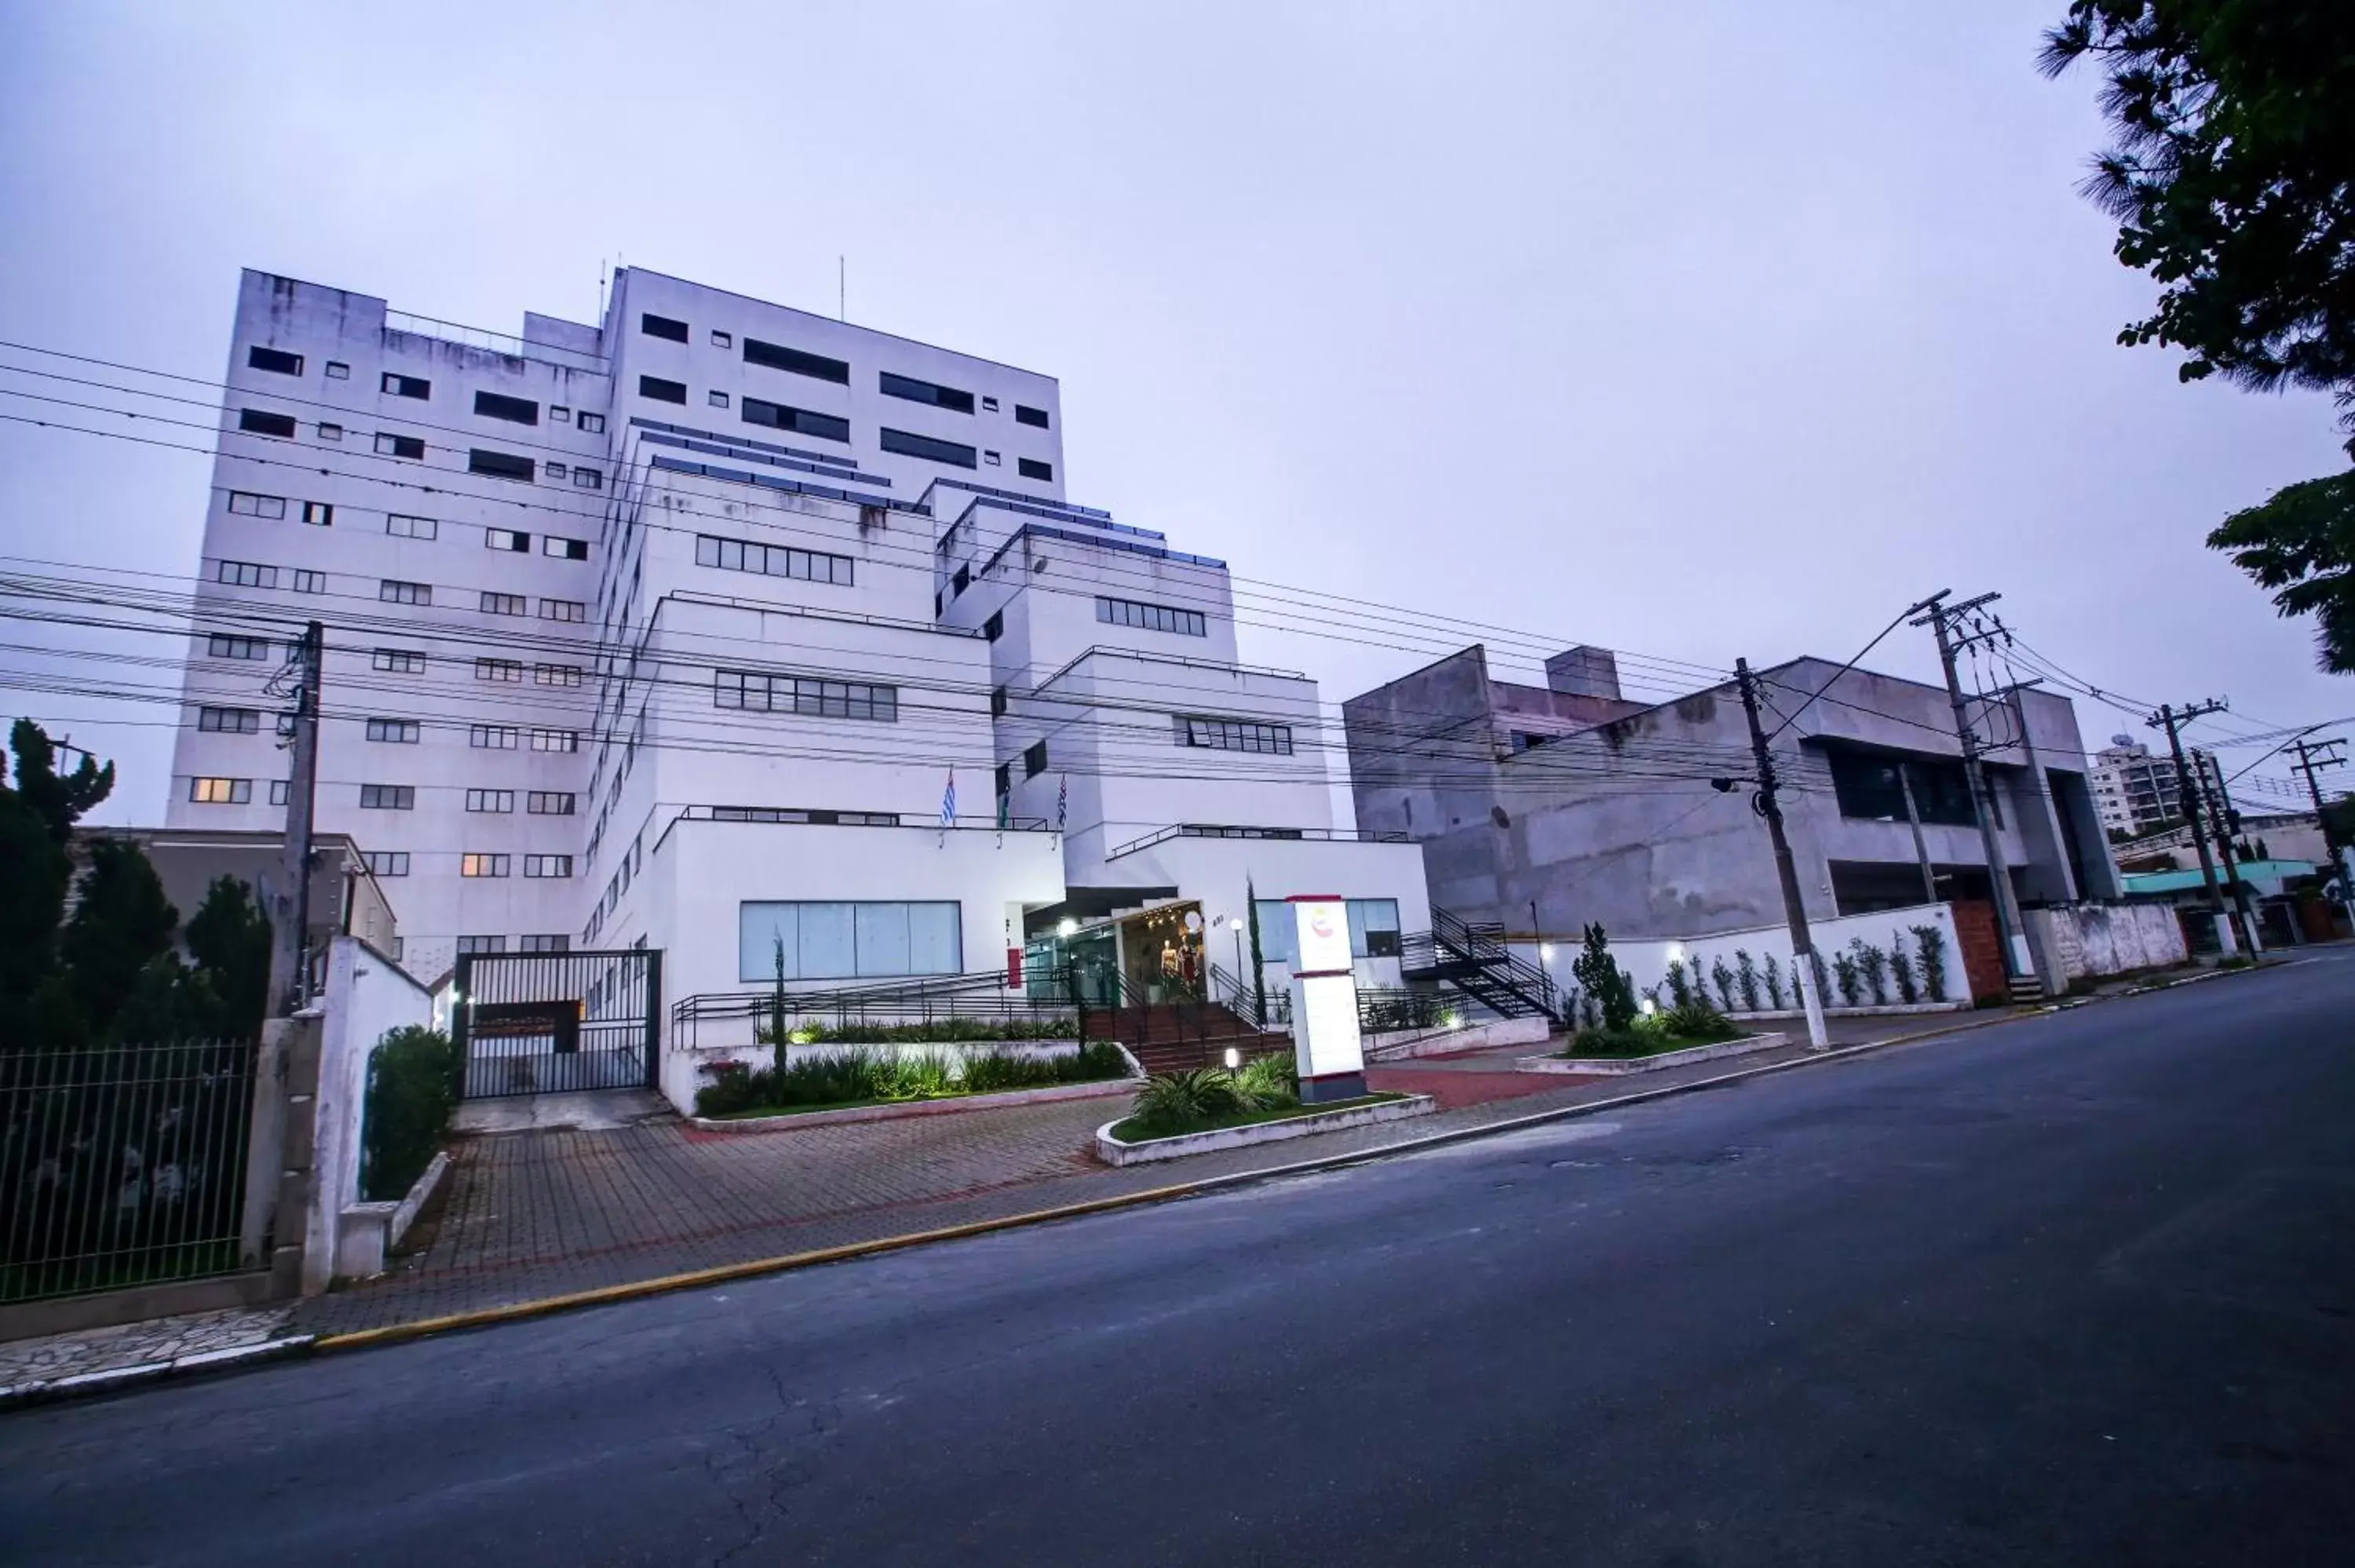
[
  {"x1": 455, "y1": 949, "x2": 660, "y2": 1099},
  {"x1": 670, "y1": 971, "x2": 1073, "y2": 1053},
  {"x1": 0, "y1": 1038, "x2": 257, "y2": 1306}
]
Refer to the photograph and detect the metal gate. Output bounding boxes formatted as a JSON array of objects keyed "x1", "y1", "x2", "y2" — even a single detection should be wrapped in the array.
[{"x1": 452, "y1": 949, "x2": 662, "y2": 1099}]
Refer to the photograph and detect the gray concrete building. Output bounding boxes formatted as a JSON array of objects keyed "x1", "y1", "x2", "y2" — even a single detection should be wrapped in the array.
[{"x1": 1342, "y1": 645, "x2": 2121, "y2": 941}]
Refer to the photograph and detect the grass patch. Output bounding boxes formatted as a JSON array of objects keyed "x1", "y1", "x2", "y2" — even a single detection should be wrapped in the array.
[
  {"x1": 1560, "y1": 1023, "x2": 1751, "y2": 1059},
  {"x1": 1108, "y1": 1092, "x2": 1406, "y2": 1144}
]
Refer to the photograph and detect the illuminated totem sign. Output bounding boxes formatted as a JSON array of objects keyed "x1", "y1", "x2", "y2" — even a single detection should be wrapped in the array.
[{"x1": 1286, "y1": 895, "x2": 1366, "y2": 1103}]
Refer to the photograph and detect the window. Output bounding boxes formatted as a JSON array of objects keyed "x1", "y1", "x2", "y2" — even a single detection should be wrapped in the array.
[
  {"x1": 301, "y1": 501, "x2": 333, "y2": 526},
  {"x1": 470, "y1": 724, "x2": 520, "y2": 749},
  {"x1": 270, "y1": 779, "x2": 290, "y2": 805},
  {"x1": 198, "y1": 706, "x2": 260, "y2": 733},
  {"x1": 215, "y1": 560, "x2": 277, "y2": 589},
  {"x1": 577, "y1": 411, "x2": 605, "y2": 433},
  {"x1": 693, "y1": 533, "x2": 854, "y2": 587},
  {"x1": 324, "y1": 361, "x2": 350, "y2": 381},
  {"x1": 1251, "y1": 898, "x2": 1402, "y2": 965},
  {"x1": 743, "y1": 337, "x2": 850, "y2": 384},
  {"x1": 466, "y1": 789, "x2": 515, "y2": 814},
  {"x1": 520, "y1": 934, "x2": 570, "y2": 954},
  {"x1": 484, "y1": 527, "x2": 530, "y2": 552},
  {"x1": 1018, "y1": 458, "x2": 1053, "y2": 482},
  {"x1": 951, "y1": 564, "x2": 972, "y2": 597},
  {"x1": 374, "y1": 648, "x2": 426, "y2": 673},
  {"x1": 382, "y1": 372, "x2": 430, "y2": 399},
  {"x1": 473, "y1": 390, "x2": 539, "y2": 425},
  {"x1": 317, "y1": 422, "x2": 342, "y2": 441},
  {"x1": 1016, "y1": 404, "x2": 1050, "y2": 428},
  {"x1": 991, "y1": 685, "x2": 1008, "y2": 717},
  {"x1": 524, "y1": 855, "x2": 573, "y2": 879},
  {"x1": 1824, "y1": 748, "x2": 1986, "y2": 830},
  {"x1": 207, "y1": 634, "x2": 270, "y2": 660},
  {"x1": 708, "y1": 390, "x2": 730, "y2": 409},
  {"x1": 706, "y1": 329, "x2": 732, "y2": 349},
  {"x1": 455, "y1": 935, "x2": 506, "y2": 956},
  {"x1": 290, "y1": 569, "x2": 327, "y2": 594},
  {"x1": 365, "y1": 717, "x2": 421, "y2": 743},
  {"x1": 737, "y1": 901, "x2": 962, "y2": 983},
  {"x1": 1097, "y1": 595, "x2": 1206, "y2": 637},
  {"x1": 539, "y1": 598, "x2": 586, "y2": 622},
  {"x1": 476, "y1": 658, "x2": 523, "y2": 682},
  {"x1": 468, "y1": 447, "x2": 536, "y2": 481},
  {"x1": 529, "y1": 728, "x2": 579, "y2": 753},
  {"x1": 879, "y1": 427, "x2": 977, "y2": 470},
  {"x1": 359, "y1": 784, "x2": 415, "y2": 810},
  {"x1": 461, "y1": 853, "x2": 510, "y2": 878},
  {"x1": 641, "y1": 312, "x2": 689, "y2": 343},
  {"x1": 1024, "y1": 741, "x2": 1047, "y2": 778},
  {"x1": 542, "y1": 535, "x2": 587, "y2": 560},
  {"x1": 741, "y1": 398, "x2": 849, "y2": 443},
  {"x1": 189, "y1": 777, "x2": 251, "y2": 804},
  {"x1": 386, "y1": 513, "x2": 438, "y2": 540},
  {"x1": 381, "y1": 579, "x2": 431, "y2": 606},
  {"x1": 228, "y1": 491, "x2": 287, "y2": 519},
  {"x1": 1178, "y1": 715, "x2": 1294, "y2": 755},
  {"x1": 994, "y1": 762, "x2": 1011, "y2": 796},
  {"x1": 375, "y1": 432, "x2": 425, "y2": 460},
  {"x1": 983, "y1": 610, "x2": 1003, "y2": 642},
  {"x1": 714, "y1": 672, "x2": 898, "y2": 720},
  {"x1": 637, "y1": 375, "x2": 687, "y2": 405},
  {"x1": 238, "y1": 409, "x2": 297, "y2": 438},
  {"x1": 363, "y1": 851, "x2": 407, "y2": 877},
  {"x1": 480, "y1": 591, "x2": 527, "y2": 616},
  {"x1": 551, "y1": 407, "x2": 571, "y2": 424},
  {"x1": 534, "y1": 663, "x2": 582, "y2": 687},
  {"x1": 878, "y1": 371, "x2": 976, "y2": 414},
  {"x1": 983, "y1": 450, "x2": 1001, "y2": 466},
  {"x1": 528, "y1": 791, "x2": 577, "y2": 815},
  {"x1": 543, "y1": 462, "x2": 568, "y2": 482},
  {"x1": 246, "y1": 345, "x2": 303, "y2": 376},
  {"x1": 982, "y1": 396, "x2": 999, "y2": 412},
  {"x1": 571, "y1": 468, "x2": 603, "y2": 490}
]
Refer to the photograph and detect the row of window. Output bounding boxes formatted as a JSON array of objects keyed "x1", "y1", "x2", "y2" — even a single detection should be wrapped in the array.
[
  {"x1": 714, "y1": 672, "x2": 897, "y2": 721},
  {"x1": 456, "y1": 935, "x2": 572, "y2": 954},
  {"x1": 736, "y1": 900, "x2": 962, "y2": 983},
  {"x1": 193, "y1": 776, "x2": 579, "y2": 815},
  {"x1": 232, "y1": 412, "x2": 606, "y2": 488},
  {"x1": 636, "y1": 313, "x2": 1050, "y2": 428},
  {"x1": 244, "y1": 346, "x2": 608, "y2": 430},
  {"x1": 363, "y1": 581, "x2": 588, "y2": 621},
  {"x1": 692, "y1": 532, "x2": 855, "y2": 587},
  {"x1": 1177, "y1": 715, "x2": 1294, "y2": 754},
  {"x1": 458, "y1": 854, "x2": 573, "y2": 879},
  {"x1": 1097, "y1": 594, "x2": 1208, "y2": 637}
]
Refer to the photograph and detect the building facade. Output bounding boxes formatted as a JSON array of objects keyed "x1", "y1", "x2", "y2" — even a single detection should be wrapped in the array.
[
  {"x1": 2087, "y1": 737, "x2": 2225, "y2": 840},
  {"x1": 1342, "y1": 644, "x2": 2121, "y2": 943},
  {"x1": 164, "y1": 268, "x2": 1426, "y2": 1086}
]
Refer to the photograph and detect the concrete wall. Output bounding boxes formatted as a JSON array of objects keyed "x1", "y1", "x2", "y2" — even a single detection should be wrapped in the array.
[
  {"x1": 303, "y1": 936, "x2": 435, "y2": 1293},
  {"x1": 2023, "y1": 902, "x2": 2189, "y2": 990},
  {"x1": 1539, "y1": 902, "x2": 1967, "y2": 1014}
]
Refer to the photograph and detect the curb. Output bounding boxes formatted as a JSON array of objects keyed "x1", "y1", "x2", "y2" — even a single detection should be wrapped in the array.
[
  {"x1": 0, "y1": 1335, "x2": 316, "y2": 1412},
  {"x1": 310, "y1": 1005, "x2": 2030, "y2": 1357}
]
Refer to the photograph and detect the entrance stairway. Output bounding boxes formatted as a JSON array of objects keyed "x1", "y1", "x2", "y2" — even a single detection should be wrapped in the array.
[{"x1": 1398, "y1": 907, "x2": 1563, "y2": 1023}]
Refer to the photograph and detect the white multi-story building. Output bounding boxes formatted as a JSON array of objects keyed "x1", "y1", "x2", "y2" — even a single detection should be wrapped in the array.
[
  {"x1": 166, "y1": 268, "x2": 1427, "y2": 1101},
  {"x1": 2088, "y1": 736, "x2": 2225, "y2": 839}
]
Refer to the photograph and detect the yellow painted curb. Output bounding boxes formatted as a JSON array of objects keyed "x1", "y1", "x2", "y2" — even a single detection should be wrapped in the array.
[{"x1": 309, "y1": 993, "x2": 2111, "y2": 1355}]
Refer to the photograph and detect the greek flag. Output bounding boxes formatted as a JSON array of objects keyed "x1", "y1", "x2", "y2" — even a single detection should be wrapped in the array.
[
  {"x1": 1056, "y1": 774, "x2": 1068, "y2": 833},
  {"x1": 940, "y1": 769, "x2": 957, "y2": 828}
]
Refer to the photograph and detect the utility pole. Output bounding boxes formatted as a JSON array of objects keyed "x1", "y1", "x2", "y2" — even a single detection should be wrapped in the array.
[
  {"x1": 1736, "y1": 658, "x2": 1827, "y2": 1050},
  {"x1": 2289, "y1": 735, "x2": 2350, "y2": 918},
  {"x1": 1894, "y1": 764, "x2": 1939, "y2": 905},
  {"x1": 265, "y1": 622, "x2": 324, "y2": 1016},
  {"x1": 2147, "y1": 699, "x2": 2236, "y2": 957},
  {"x1": 1911, "y1": 592, "x2": 2035, "y2": 993},
  {"x1": 2195, "y1": 748, "x2": 2263, "y2": 952}
]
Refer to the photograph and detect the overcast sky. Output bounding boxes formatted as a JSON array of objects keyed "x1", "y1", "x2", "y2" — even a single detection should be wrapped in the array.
[{"x1": 2, "y1": 1, "x2": 2347, "y2": 822}]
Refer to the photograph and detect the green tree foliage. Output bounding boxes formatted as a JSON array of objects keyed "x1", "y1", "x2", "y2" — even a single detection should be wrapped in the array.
[
  {"x1": 361, "y1": 1026, "x2": 458, "y2": 1202},
  {"x1": 1571, "y1": 923, "x2": 1638, "y2": 1031},
  {"x1": 0, "y1": 721, "x2": 115, "y2": 1045},
  {"x1": 184, "y1": 877, "x2": 272, "y2": 1039},
  {"x1": 2322, "y1": 795, "x2": 2355, "y2": 851},
  {"x1": 57, "y1": 838, "x2": 177, "y2": 1042},
  {"x1": 2042, "y1": 3, "x2": 2355, "y2": 668}
]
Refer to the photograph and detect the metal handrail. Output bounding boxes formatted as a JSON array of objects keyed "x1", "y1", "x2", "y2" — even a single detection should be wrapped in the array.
[
  {"x1": 1106, "y1": 822, "x2": 1413, "y2": 861},
  {"x1": 383, "y1": 309, "x2": 608, "y2": 373}
]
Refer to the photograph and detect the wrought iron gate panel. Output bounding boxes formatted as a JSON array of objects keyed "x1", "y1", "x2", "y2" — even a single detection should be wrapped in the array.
[{"x1": 453, "y1": 950, "x2": 662, "y2": 1099}]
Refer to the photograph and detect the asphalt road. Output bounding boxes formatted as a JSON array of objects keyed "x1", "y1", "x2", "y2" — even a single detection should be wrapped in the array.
[{"x1": 6, "y1": 954, "x2": 2353, "y2": 1566}]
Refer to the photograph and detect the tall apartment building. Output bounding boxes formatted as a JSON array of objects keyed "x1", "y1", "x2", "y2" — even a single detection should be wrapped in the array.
[
  {"x1": 2088, "y1": 737, "x2": 2224, "y2": 839},
  {"x1": 166, "y1": 268, "x2": 1426, "y2": 1098}
]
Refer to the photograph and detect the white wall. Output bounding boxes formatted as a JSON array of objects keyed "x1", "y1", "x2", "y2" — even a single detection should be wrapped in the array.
[
  {"x1": 2025, "y1": 902, "x2": 2188, "y2": 985},
  {"x1": 304, "y1": 935, "x2": 434, "y2": 1293},
  {"x1": 1549, "y1": 902, "x2": 1966, "y2": 1014}
]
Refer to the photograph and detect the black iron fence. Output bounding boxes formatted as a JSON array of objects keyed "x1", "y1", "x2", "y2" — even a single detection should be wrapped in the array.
[
  {"x1": 670, "y1": 970, "x2": 1076, "y2": 1055},
  {"x1": 455, "y1": 949, "x2": 660, "y2": 1099},
  {"x1": 0, "y1": 1038, "x2": 257, "y2": 1306}
]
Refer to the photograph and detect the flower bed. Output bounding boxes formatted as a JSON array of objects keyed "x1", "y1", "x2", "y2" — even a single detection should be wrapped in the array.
[{"x1": 695, "y1": 1040, "x2": 1130, "y2": 1119}]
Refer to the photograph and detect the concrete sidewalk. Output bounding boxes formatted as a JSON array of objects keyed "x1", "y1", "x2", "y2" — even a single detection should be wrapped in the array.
[{"x1": 7, "y1": 970, "x2": 2251, "y2": 1401}]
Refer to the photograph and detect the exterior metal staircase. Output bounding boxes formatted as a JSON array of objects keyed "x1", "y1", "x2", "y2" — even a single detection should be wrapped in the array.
[{"x1": 1398, "y1": 906, "x2": 1563, "y2": 1022}]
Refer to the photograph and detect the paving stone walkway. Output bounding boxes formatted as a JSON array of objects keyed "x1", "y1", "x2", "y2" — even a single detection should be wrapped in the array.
[{"x1": 0, "y1": 1305, "x2": 298, "y2": 1395}]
